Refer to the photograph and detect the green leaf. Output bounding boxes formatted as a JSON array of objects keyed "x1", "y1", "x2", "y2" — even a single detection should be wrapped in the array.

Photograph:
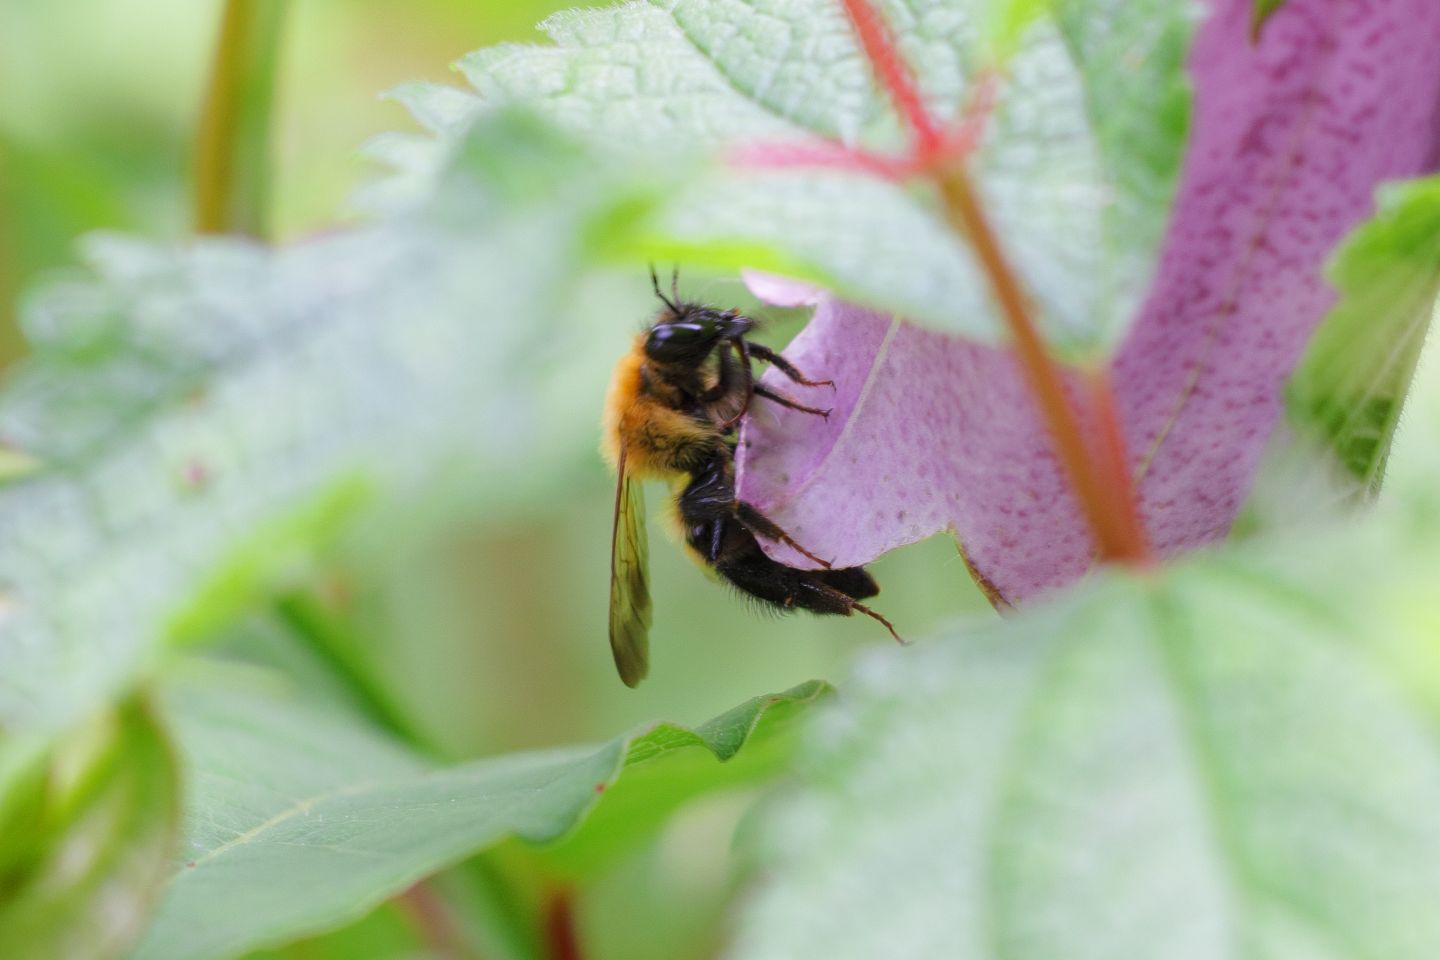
[
  {"x1": 1051, "y1": 0, "x2": 1194, "y2": 341},
  {"x1": 537, "y1": 680, "x2": 828, "y2": 877},
  {"x1": 730, "y1": 497, "x2": 1440, "y2": 959},
  {"x1": 0, "y1": 446, "x2": 43, "y2": 484},
  {"x1": 980, "y1": 0, "x2": 1052, "y2": 62},
  {"x1": 0, "y1": 110, "x2": 633, "y2": 738},
  {"x1": 1285, "y1": 175, "x2": 1440, "y2": 499},
  {"x1": 165, "y1": 475, "x2": 372, "y2": 645},
  {"x1": 374, "y1": 0, "x2": 1198, "y2": 347},
  {"x1": 130, "y1": 667, "x2": 827, "y2": 960},
  {"x1": 0, "y1": 696, "x2": 180, "y2": 960}
]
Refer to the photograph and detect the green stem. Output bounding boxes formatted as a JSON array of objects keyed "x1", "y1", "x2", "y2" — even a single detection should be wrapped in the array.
[
  {"x1": 0, "y1": 144, "x2": 14, "y2": 361},
  {"x1": 0, "y1": 138, "x2": 28, "y2": 368},
  {"x1": 194, "y1": 0, "x2": 286, "y2": 237},
  {"x1": 273, "y1": 592, "x2": 494, "y2": 956},
  {"x1": 272, "y1": 592, "x2": 438, "y2": 756}
]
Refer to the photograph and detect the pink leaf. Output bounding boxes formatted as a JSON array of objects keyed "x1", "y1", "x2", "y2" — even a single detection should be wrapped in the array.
[
  {"x1": 1115, "y1": 0, "x2": 1440, "y2": 555},
  {"x1": 735, "y1": 0, "x2": 1440, "y2": 604},
  {"x1": 735, "y1": 299, "x2": 1094, "y2": 602},
  {"x1": 739, "y1": 270, "x2": 824, "y2": 309}
]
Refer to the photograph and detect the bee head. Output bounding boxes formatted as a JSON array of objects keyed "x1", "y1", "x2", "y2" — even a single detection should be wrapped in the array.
[
  {"x1": 642, "y1": 309, "x2": 747, "y2": 362},
  {"x1": 644, "y1": 266, "x2": 753, "y2": 364}
]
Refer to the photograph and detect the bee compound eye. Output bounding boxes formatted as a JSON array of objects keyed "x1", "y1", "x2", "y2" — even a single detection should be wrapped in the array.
[{"x1": 646, "y1": 318, "x2": 716, "y2": 359}]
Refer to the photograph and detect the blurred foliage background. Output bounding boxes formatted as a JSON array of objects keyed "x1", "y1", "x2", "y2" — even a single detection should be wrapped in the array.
[
  {"x1": 0, "y1": 4, "x2": 984, "y2": 955},
  {"x1": 0, "y1": 0, "x2": 578, "y2": 342}
]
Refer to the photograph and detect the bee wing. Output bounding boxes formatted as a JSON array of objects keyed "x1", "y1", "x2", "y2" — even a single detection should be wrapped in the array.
[{"x1": 609, "y1": 448, "x2": 652, "y2": 687}]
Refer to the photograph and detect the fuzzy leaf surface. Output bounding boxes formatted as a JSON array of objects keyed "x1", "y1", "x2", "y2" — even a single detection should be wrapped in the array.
[
  {"x1": 730, "y1": 494, "x2": 1440, "y2": 960},
  {"x1": 0, "y1": 113, "x2": 621, "y2": 737},
  {"x1": 372, "y1": 0, "x2": 1199, "y2": 345}
]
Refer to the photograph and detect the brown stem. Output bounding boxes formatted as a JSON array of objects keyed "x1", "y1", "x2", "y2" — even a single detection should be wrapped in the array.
[
  {"x1": 543, "y1": 887, "x2": 584, "y2": 960},
  {"x1": 396, "y1": 881, "x2": 474, "y2": 960},
  {"x1": 1085, "y1": 366, "x2": 1153, "y2": 564},
  {"x1": 194, "y1": 0, "x2": 286, "y2": 237},
  {"x1": 832, "y1": 0, "x2": 1150, "y2": 568},
  {"x1": 934, "y1": 165, "x2": 1149, "y2": 565}
]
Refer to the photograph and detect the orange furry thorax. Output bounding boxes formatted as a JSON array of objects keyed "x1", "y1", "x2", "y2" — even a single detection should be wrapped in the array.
[{"x1": 601, "y1": 336, "x2": 717, "y2": 480}]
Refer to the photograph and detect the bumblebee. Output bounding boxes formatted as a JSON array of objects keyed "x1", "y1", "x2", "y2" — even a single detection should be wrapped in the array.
[{"x1": 601, "y1": 270, "x2": 898, "y2": 687}]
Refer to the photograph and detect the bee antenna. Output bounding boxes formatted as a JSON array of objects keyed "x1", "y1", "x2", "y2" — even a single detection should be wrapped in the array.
[
  {"x1": 670, "y1": 265, "x2": 680, "y2": 304},
  {"x1": 649, "y1": 263, "x2": 678, "y2": 313}
]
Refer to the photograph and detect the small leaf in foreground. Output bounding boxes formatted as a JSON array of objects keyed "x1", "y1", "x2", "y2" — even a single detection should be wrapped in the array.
[
  {"x1": 1283, "y1": 174, "x2": 1440, "y2": 501},
  {"x1": 0, "y1": 696, "x2": 180, "y2": 960},
  {"x1": 131, "y1": 668, "x2": 827, "y2": 960}
]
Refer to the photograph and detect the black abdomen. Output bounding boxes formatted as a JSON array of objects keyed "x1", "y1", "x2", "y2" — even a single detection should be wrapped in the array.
[{"x1": 678, "y1": 449, "x2": 878, "y2": 617}]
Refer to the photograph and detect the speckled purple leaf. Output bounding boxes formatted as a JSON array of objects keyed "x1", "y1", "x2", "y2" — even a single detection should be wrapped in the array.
[
  {"x1": 736, "y1": 0, "x2": 1440, "y2": 603},
  {"x1": 1115, "y1": 0, "x2": 1440, "y2": 554},
  {"x1": 735, "y1": 297, "x2": 1094, "y2": 601}
]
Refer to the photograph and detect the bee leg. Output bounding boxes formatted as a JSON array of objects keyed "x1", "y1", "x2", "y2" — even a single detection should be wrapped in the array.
[
  {"x1": 707, "y1": 516, "x2": 725, "y2": 562},
  {"x1": 790, "y1": 579, "x2": 904, "y2": 642},
  {"x1": 746, "y1": 343, "x2": 835, "y2": 389},
  {"x1": 716, "y1": 340, "x2": 755, "y2": 430},
  {"x1": 754, "y1": 384, "x2": 831, "y2": 419},
  {"x1": 704, "y1": 341, "x2": 750, "y2": 402},
  {"x1": 719, "y1": 557, "x2": 905, "y2": 644},
  {"x1": 848, "y1": 599, "x2": 906, "y2": 644},
  {"x1": 680, "y1": 456, "x2": 739, "y2": 518},
  {"x1": 732, "y1": 500, "x2": 833, "y2": 569}
]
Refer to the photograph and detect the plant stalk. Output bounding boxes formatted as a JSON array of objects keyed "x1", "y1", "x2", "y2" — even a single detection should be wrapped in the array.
[
  {"x1": 839, "y1": 0, "x2": 941, "y2": 151},
  {"x1": 1084, "y1": 366, "x2": 1153, "y2": 564},
  {"x1": 543, "y1": 888, "x2": 584, "y2": 960},
  {"x1": 194, "y1": 0, "x2": 286, "y2": 237},
  {"x1": 273, "y1": 592, "x2": 438, "y2": 756},
  {"x1": 396, "y1": 882, "x2": 476, "y2": 960},
  {"x1": 834, "y1": 0, "x2": 1151, "y2": 566},
  {"x1": 934, "y1": 165, "x2": 1151, "y2": 565},
  {"x1": 274, "y1": 593, "x2": 498, "y2": 959}
]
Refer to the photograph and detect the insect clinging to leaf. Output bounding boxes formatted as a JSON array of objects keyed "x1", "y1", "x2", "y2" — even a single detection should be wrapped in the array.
[{"x1": 601, "y1": 268, "x2": 900, "y2": 687}]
